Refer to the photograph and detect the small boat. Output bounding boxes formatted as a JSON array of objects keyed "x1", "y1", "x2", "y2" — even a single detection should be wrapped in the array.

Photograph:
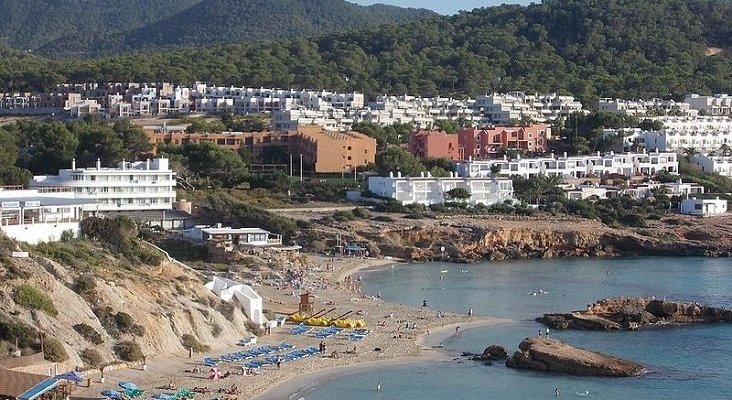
[{"x1": 440, "y1": 270, "x2": 448, "y2": 274}]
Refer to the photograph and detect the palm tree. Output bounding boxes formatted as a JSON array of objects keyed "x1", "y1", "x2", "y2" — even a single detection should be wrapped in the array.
[
  {"x1": 682, "y1": 147, "x2": 699, "y2": 162},
  {"x1": 719, "y1": 144, "x2": 731, "y2": 157}
]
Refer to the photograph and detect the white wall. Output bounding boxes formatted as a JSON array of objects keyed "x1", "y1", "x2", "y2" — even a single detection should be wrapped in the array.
[
  {"x1": 679, "y1": 199, "x2": 728, "y2": 215},
  {"x1": 0, "y1": 222, "x2": 80, "y2": 244},
  {"x1": 205, "y1": 277, "x2": 265, "y2": 325}
]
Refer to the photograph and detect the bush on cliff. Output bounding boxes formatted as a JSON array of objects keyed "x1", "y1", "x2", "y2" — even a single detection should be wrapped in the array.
[
  {"x1": 181, "y1": 334, "x2": 210, "y2": 353},
  {"x1": 80, "y1": 348, "x2": 104, "y2": 368},
  {"x1": 43, "y1": 337, "x2": 68, "y2": 362},
  {"x1": 114, "y1": 340, "x2": 144, "y2": 362},
  {"x1": 74, "y1": 323, "x2": 104, "y2": 345},
  {"x1": 13, "y1": 285, "x2": 58, "y2": 317}
]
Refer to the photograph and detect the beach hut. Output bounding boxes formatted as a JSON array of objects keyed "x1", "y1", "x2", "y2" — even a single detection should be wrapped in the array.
[{"x1": 208, "y1": 368, "x2": 222, "y2": 380}]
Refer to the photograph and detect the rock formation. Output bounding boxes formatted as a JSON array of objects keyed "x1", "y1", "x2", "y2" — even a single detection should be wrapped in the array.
[
  {"x1": 505, "y1": 337, "x2": 644, "y2": 377},
  {"x1": 537, "y1": 297, "x2": 732, "y2": 331}
]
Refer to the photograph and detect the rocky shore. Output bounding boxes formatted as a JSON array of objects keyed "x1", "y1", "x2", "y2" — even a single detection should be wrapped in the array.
[
  {"x1": 537, "y1": 297, "x2": 732, "y2": 331},
  {"x1": 294, "y1": 213, "x2": 732, "y2": 263},
  {"x1": 505, "y1": 337, "x2": 644, "y2": 377}
]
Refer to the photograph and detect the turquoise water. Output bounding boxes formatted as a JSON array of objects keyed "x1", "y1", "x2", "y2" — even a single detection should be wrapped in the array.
[{"x1": 303, "y1": 257, "x2": 732, "y2": 399}]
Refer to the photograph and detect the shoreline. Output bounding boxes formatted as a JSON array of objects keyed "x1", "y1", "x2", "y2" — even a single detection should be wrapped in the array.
[{"x1": 253, "y1": 317, "x2": 509, "y2": 400}]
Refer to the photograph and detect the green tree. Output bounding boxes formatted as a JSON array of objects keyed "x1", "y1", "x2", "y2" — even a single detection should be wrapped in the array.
[
  {"x1": 375, "y1": 147, "x2": 424, "y2": 176},
  {"x1": 638, "y1": 119, "x2": 664, "y2": 131},
  {"x1": 181, "y1": 142, "x2": 248, "y2": 187},
  {"x1": 0, "y1": 127, "x2": 32, "y2": 185},
  {"x1": 445, "y1": 187, "x2": 471, "y2": 201},
  {"x1": 113, "y1": 119, "x2": 152, "y2": 160},
  {"x1": 433, "y1": 119, "x2": 459, "y2": 134},
  {"x1": 73, "y1": 122, "x2": 126, "y2": 167}
]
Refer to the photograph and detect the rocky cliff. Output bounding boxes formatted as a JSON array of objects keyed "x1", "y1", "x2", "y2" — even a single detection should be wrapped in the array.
[
  {"x1": 506, "y1": 337, "x2": 644, "y2": 377},
  {"x1": 537, "y1": 297, "x2": 732, "y2": 331},
  {"x1": 0, "y1": 240, "x2": 252, "y2": 368},
  {"x1": 352, "y1": 215, "x2": 732, "y2": 262}
]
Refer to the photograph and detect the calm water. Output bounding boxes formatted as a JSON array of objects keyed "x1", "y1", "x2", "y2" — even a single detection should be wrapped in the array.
[{"x1": 303, "y1": 257, "x2": 732, "y2": 400}]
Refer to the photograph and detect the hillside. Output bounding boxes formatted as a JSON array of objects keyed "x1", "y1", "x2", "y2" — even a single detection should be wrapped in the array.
[
  {"x1": 0, "y1": 0, "x2": 202, "y2": 52},
  {"x1": 1, "y1": 0, "x2": 729, "y2": 101},
  {"x1": 0, "y1": 234, "x2": 257, "y2": 368},
  {"x1": 3, "y1": 0, "x2": 436, "y2": 57}
]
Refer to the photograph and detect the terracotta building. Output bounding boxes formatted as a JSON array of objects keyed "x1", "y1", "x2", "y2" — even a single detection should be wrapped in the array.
[
  {"x1": 292, "y1": 125, "x2": 376, "y2": 173},
  {"x1": 409, "y1": 130, "x2": 460, "y2": 161},
  {"x1": 146, "y1": 127, "x2": 291, "y2": 163},
  {"x1": 458, "y1": 124, "x2": 551, "y2": 159}
]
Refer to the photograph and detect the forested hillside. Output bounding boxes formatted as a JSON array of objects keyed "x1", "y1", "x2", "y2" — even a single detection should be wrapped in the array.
[
  {"x1": 1, "y1": 0, "x2": 730, "y2": 101},
  {"x1": 0, "y1": 0, "x2": 202, "y2": 51},
  {"x1": 1, "y1": 0, "x2": 435, "y2": 57}
]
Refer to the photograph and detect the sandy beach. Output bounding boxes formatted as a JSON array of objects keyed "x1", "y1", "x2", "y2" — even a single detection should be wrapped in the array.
[{"x1": 72, "y1": 254, "x2": 509, "y2": 400}]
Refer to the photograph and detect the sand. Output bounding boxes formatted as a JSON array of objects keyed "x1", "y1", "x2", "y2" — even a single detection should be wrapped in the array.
[{"x1": 72, "y1": 255, "x2": 509, "y2": 400}]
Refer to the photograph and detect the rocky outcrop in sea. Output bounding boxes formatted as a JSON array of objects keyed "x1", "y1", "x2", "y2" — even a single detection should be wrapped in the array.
[
  {"x1": 505, "y1": 337, "x2": 644, "y2": 377},
  {"x1": 537, "y1": 297, "x2": 732, "y2": 331}
]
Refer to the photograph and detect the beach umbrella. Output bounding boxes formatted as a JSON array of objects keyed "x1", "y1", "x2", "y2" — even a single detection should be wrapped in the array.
[
  {"x1": 101, "y1": 389, "x2": 122, "y2": 399},
  {"x1": 151, "y1": 393, "x2": 174, "y2": 400},
  {"x1": 208, "y1": 367, "x2": 222, "y2": 380},
  {"x1": 55, "y1": 370, "x2": 83, "y2": 383},
  {"x1": 119, "y1": 382, "x2": 140, "y2": 391}
]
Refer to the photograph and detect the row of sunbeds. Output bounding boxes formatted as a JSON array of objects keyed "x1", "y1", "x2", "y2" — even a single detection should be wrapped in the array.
[
  {"x1": 243, "y1": 346, "x2": 320, "y2": 369},
  {"x1": 203, "y1": 341, "x2": 294, "y2": 366}
]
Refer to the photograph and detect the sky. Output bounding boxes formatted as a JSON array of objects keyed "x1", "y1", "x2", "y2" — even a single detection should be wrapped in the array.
[{"x1": 352, "y1": 0, "x2": 533, "y2": 15}]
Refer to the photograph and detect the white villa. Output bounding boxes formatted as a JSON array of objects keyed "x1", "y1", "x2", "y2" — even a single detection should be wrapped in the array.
[
  {"x1": 205, "y1": 277, "x2": 265, "y2": 325},
  {"x1": 368, "y1": 171, "x2": 514, "y2": 206},
  {"x1": 183, "y1": 225, "x2": 282, "y2": 247},
  {"x1": 691, "y1": 154, "x2": 732, "y2": 177},
  {"x1": 457, "y1": 151, "x2": 678, "y2": 179},
  {"x1": 0, "y1": 188, "x2": 96, "y2": 244},
  {"x1": 598, "y1": 98, "x2": 694, "y2": 116},
  {"x1": 684, "y1": 94, "x2": 732, "y2": 116},
  {"x1": 679, "y1": 198, "x2": 728, "y2": 216},
  {"x1": 30, "y1": 158, "x2": 176, "y2": 211}
]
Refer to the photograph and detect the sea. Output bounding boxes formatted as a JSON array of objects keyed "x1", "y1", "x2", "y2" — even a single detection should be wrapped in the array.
[{"x1": 299, "y1": 257, "x2": 732, "y2": 399}]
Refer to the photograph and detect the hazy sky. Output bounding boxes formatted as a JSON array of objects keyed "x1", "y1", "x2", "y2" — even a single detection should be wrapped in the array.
[{"x1": 353, "y1": 0, "x2": 533, "y2": 15}]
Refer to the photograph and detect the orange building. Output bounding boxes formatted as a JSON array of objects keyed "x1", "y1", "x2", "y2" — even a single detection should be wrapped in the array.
[
  {"x1": 292, "y1": 125, "x2": 376, "y2": 173},
  {"x1": 458, "y1": 124, "x2": 551, "y2": 159},
  {"x1": 409, "y1": 130, "x2": 460, "y2": 160},
  {"x1": 146, "y1": 127, "x2": 291, "y2": 163}
]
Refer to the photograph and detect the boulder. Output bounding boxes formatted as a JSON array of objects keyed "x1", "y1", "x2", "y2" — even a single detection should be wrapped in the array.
[
  {"x1": 506, "y1": 337, "x2": 644, "y2": 377},
  {"x1": 482, "y1": 345, "x2": 509, "y2": 360}
]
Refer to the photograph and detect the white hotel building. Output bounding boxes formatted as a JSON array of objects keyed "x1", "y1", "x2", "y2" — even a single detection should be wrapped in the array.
[
  {"x1": 458, "y1": 151, "x2": 678, "y2": 179},
  {"x1": 368, "y1": 171, "x2": 514, "y2": 206},
  {"x1": 30, "y1": 158, "x2": 176, "y2": 211},
  {"x1": 604, "y1": 116, "x2": 732, "y2": 154}
]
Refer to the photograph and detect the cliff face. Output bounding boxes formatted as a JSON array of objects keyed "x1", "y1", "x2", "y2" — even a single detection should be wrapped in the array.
[
  {"x1": 0, "y1": 251, "x2": 250, "y2": 368},
  {"x1": 368, "y1": 216, "x2": 732, "y2": 262}
]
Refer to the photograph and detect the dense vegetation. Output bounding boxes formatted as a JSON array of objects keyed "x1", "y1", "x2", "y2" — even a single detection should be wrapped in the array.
[
  {"x1": 0, "y1": 0, "x2": 433, "y2": 57},
  {"x1": 0, "y1": 0, "x2": 729, "y2": 101},
  {"x1": 0, "y1": 0, "x2": 201, "y2": 52}
]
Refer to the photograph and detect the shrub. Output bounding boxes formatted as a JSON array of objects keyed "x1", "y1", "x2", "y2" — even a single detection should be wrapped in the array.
[
  {"x1": 114, "y1": 341, "x2": 144, "y2": 362},
  {"x1": 309, "y1": 240, "x2": 328, "y2": 253},
  {"x1": 244, "y1": 319, "x2": 264, "y2": 336},
  {"x1": 0, "y1": 317, "x2": 37, "y2": 349},
  {"x1": 115, "y1": 312, "x2": 145, "y2": 337},
  {"x1": 60, "y1": 229, "x2": 76, "y2": 242},
  {"x1": 181, "y1": 334, "x2": 210, "y2": 353},
  {"x1": 13, "y1": 285, "x2": 58, "y2": 317},
  {"x1": 73, "y1": 274, "x2": 97, "y2": 295},
  {"x1": 43, "y1": 337, "x2": 68, "y2": 362},
  {"x1": 332, "y1": 210, "x2": 356, "y2": 222},
  {"x1": 74, "y1": 324, "x2": 104, "y2": 345},
  {"x1": 80, "y1": 348, "x2": 104, "y2": 368},
  {"x1": 211, "y1": 323, "x2": 222, "y2": 337},
  {"x1": 352, "y1": 207, "x2": 371, "y2": 219},
  {"x1": 371, "y1": 215, "x2": 395, "y2": 222}
]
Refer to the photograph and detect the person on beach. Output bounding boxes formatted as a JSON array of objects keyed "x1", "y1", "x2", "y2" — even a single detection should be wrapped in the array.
[
  {"x1": 468, "y1": 307, "x2": 473, "y2": 317},
  {"x1": 538, "y1": 329, "x2": 542, "y2": 337},
  {"x1": 455, "y1": 326, "x2": 460, "y2": 334},
  {"x1": 546, "y1": 327, "x2": 550, "y2": 336},
  {"x1": 555, "y1": 387, "x2": 560, "y2": 397},
  {"x1": 376, "y1": 382, "x2": 381, "y2": 392}
]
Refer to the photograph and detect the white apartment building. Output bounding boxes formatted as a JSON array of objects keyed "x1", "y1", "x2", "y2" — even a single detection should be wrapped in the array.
[
  {"x1": 457, "y1": 151, "x2": 678, "y2": 179},
  {"x1": 368, "y1": 171, "x2": 514, "y2": 206},
  {"x1": 271, "y1": 108, "x2": 355, "y2": 131},
  {"x1": 29, "y1": 158, "x2": 176, "y2": 211},
  {"x1": 0, "y1": 188, "x2": 96, "y2": 244},
  {"x1": 598, "y1": 98, "x2": 694, "y2": 116},
  {"x1": 691, "y1": 154, "x2": 732, "y2": 177},
  {"x1": 684, "y1": 94, "x2": 732, "y2": 116},
  {"x1": 604, "y1": 116, "x2": 732, "y2": 154},
  {"x1": 474, "y1": 92, "x2": 585, "y2": 123},
  {"x1": 69, "y1": 99, "x2": 102, "y2": 118}
]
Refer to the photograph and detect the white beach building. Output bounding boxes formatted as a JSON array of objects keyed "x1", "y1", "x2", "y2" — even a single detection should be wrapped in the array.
[
  {"x1": 679, "y1": 198, "x2": 728, "y2": 216},
  {"x1": 30, "y1": 158, "x2": 176, "y2": 211},
  {"x1": 182, "y1": 225, "x2": 283, "y2": 247},
  {"x1": 368, "y1": 171, "x2": 514, "y2": 206},
  {"x1": 0, "y1": 188, "x2": 96, "y2": 244},
  {"x1": 205, "y1": 277, "x2": 265, "y2": 325}
]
